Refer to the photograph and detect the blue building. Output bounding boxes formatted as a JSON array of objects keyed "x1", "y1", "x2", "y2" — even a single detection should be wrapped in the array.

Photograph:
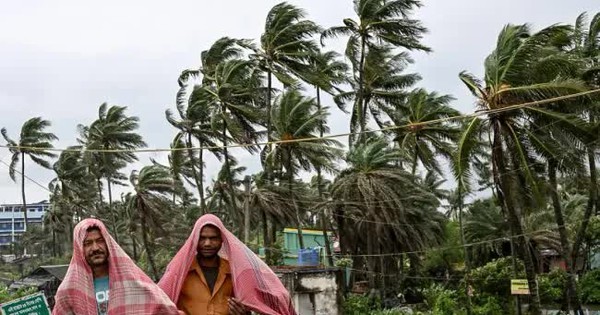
[{"x1": 0, "y1": 201, "x2": 49, "y2": 247}]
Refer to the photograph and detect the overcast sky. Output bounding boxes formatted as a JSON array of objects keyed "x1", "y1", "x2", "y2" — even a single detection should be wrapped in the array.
[{"x1": 0, "y1": 0, "x2": 598, "y2": 204}]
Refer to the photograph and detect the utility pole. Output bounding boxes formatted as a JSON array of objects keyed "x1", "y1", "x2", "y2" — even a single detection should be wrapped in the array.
[{"x1": 243, "y1": 176, "x2": 252, "y2": 243}]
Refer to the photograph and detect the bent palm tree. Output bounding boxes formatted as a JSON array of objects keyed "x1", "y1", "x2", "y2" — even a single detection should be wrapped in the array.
[
  {"x1": 322, "y1": 0, "x2": 430, "y2": 139},
  {"x1": 2, "y1": 117, "x2": 57, "y2": 232},
  {"x1": 268, "y1": 89, "x2": 342, "y2": 249},
  {"x1": 456, "y1": 24, "x2": 588, "y2": 314},
  {"x1": 251, "y1": 2, "x2": 321, "y2": 177},
  {"x1": 387, "y1": 88, "x2": 459, "y2": 175},
  {"x1": 126, "y1": 165, "x2": 174, "y2": 280}
]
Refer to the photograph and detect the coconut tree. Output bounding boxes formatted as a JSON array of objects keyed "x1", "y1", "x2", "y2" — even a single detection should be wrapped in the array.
[
  {"x1": 334, "y1": 47, "x2": 421, "y2": 143},
  {"x1": 456, "y1": 23, "x2": 589, "y2": 314},
  {"x1": 386, "y1": 88, "x2": 460, "y2": 175},
  {"x1": 194, "y1": 58, "x2": 263, "y2": 219},
  {"x1": 268, "y1": 89, "x2": 342, "y2": 249},
  {"x1": 2, "y1": 117, "x2": 58, "y2": 232},
  {"x1": 249, "y1": 2, "x2": 321, "y2": 176},
  {"x1": 83, "y1": 103, "x2": 146, "y2": 241},
  {"x1": 322, "y1": 0, "x2": 430, "y2": 139},
  {"x1": 126, "y1": 164, "x2": 174, "y2": 280},
  {"x1": 331, "y1": 135, "x2": 445, "y2": 288}
]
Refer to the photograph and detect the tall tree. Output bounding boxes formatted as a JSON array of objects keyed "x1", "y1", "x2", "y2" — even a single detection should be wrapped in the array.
[
  {"x1": 195, "y1": 59, "x2": 262, "y2": 219},
  {"x1": 268, "y1": 89, "x2": 342, "y2": 249},
  {"x1": 456, "y1": 24, "x2": 589, "y2": 314},
  {"x1": 334, "y1": 47, "x2": 420, "y2": 143},
  {"x1": 322, "y1": 0, "x2": 430, "y2": 142},
  {"x1": 251, "y1": 2, "x2": 321, "y2": 177},
  {"x1": 85, "y1": 103, "x2": 147, "y2": 242},
  {"x1": 387, "y1": 88, "x2": 459, "y2": 175},
  {"x1": 166, "y1": 76, "x2": 221, "y2": 212},
  {"x1": 126, "y1": 165, "x2": 174, "y2": 280},
  {"x1": 2, "y1": 117, "x2": 58, "y2": 232}
]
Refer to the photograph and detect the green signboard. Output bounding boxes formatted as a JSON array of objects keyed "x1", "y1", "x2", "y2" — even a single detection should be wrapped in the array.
[{"x1": 0, "y1": 292, "x2": 50, "y2": 315}]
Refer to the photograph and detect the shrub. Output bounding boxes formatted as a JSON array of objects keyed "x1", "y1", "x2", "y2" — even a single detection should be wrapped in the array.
[
  {"x1": 579, "y1": 269, "x2": 600, "y2": 304},
  {"x1": 537, "y1": 269, "x2": 567, "y2": 304}
]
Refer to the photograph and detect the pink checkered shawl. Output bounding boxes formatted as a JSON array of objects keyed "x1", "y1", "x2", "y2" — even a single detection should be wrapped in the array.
[
  {"x1": 52, "y1": 218, "x2": 180, "y2": 315},
  {"x1": 158, "y1": 214, "x2": 296, "y2": 315}
]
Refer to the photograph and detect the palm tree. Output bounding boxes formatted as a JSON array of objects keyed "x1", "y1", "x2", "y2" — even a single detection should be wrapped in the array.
[
  {"x1": 165, "y1": 91, "x2": 221, "y2": 211},
  {"x1": 84, "y1": 103, "x2": 146, "y2": 242},
  {"x1": 565, "y1": 15, "x2": 600, "y2": 307},
  {"x1": 386, "y1": 88, "x2": 459, "y2": 175},
  {"x1": 322, "y1": 0, "x2": 430, "y2": 139},
  {"x1": 250, "y1": 2, "x2": 321, "y2": 177},
  {"x1": 268, "y1": 89, "x2": 342, "y2": 249},
  {"x1": 195, "y1": 59, "x2": 263, "y2": 218},
  {"x1": 334, "y1": 47, "x2": 420, "y2": 143},
  {"x1": 456, "y1": 24, "x2": 589, "y2": 314},
  {"x1": 126, "y1": 165, "x2": 175, "y2": 280},
  {"x1": 206, "y1": 157, "x2": 247, "y2": 236},
  {"x1": 2, "y1": 117, "x2": 58, "y2": 232},
  {"x1": 50, "y1": 146, "x2": 97, "y2": 221},
  {"x1": 331, "y1": 135, "x2": 444, "y2": 288}
]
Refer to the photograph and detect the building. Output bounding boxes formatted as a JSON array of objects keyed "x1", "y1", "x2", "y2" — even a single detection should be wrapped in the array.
[
  {"x1": 9, "y1": 264, "x2": 68, "y2": 310},
  {"x1": 0, "y1": 201, "x2": 50, "y2": 247},
  {"x1": 274, "y1": 267, "x2": 343, "y2": 315}
]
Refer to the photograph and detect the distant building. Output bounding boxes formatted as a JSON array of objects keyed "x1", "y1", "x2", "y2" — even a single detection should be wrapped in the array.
[{"x1": 0, "y1": 201, "x2": 49, "y2": 247}]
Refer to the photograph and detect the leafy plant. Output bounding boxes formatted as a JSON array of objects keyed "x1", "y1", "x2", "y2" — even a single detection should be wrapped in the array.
[
  {"x1": 579, "y1": 269, "x2": 600, "y2": 304},
  {"x1": 537, "y1": 269, "x2": 567, "y2": 304}
]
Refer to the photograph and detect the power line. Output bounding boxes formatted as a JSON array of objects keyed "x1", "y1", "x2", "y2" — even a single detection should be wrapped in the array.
[{"x1": 1, "y1": 88, "x2": 599, "y2": 154}]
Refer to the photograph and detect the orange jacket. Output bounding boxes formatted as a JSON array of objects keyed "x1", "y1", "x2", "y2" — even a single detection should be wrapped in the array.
[{"x1": 177, "y1": 258, "x2": 233, "y2": 315}]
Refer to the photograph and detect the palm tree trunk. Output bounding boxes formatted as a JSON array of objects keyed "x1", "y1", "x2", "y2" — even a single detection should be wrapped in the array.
[
  {"x1": 199, "y1": 145, "x2": 206, "y2": 211},
  {"x1": 266, "y1": 70, "x2": 274, "y2": 180},
  {"x1": 186, "y1": 133, "x2": 205, "y2": 214},
  {"x1": 20, "y1": 153, "x2": 28, "y2": 233},
  {"x1": 411, "y1": 140, "x2": 419, "y2": 176},
  {"x1": 548, "y1": 160, "x2": 582, "y2": 313},
  {"x1": 572, "y1": 144, "x2": 598, "y2": 272},
  {"x1": 106, "y1": 176, "x2": 119, "y2": 242},
  {"x1": 221, "y1": 104, "x2": 239, "y2": 220},
  {"x1": 287, "y1": 151, "x2": 304, "y2": 250},
  {"x1": 262, "y1": 209, "x2": 271, "y2": 264},
  {"x1": 317, "y1": 87, "x2": 334, "y2": 266},
  {"x1": 356, "y1": 34, "x2": 367, "y2": 139},
  {"x1": 457, "y1": 187, "x2": 473, "y2": 315},
  {"x1": 131, "y1": 231, "x2": 139, "y2": 261},
  {"x1": 491, "y1": 124, "x2": 541, "y2": 315},
  {"x1": 139, "y1": 204, "x2": 158, "y2": 280}
]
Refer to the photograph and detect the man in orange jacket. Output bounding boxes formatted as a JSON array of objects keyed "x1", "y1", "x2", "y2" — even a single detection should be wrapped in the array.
[{"x1": 176, "y1": 223, "x2": 249, "y2": 315}]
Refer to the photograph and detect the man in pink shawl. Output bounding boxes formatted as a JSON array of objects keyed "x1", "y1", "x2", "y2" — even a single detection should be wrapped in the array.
[
  {"x1": 53, "y1": 218, "x2": 182, "y2": 315},
  {"x1": 159, "y1": 214, "x2": 296, "y2": 315}
]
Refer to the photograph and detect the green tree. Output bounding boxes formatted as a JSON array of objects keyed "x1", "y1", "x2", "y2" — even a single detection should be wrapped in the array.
[
  {"x1": 125, "y1": 165, "x2": 174, "y2": 280},
  {"x1": 387, "y1": 88, "x2": 459, "y2": 175},
  {"x1": 456, "y1": 24, "x2": 589, "y2": 314},
  {"x1": 82, "y1": 103, "x2": 147, "y2": 242},
  {"x1": 322, "y1": 0, "x2": 430, "y2": 140},
  {"x1": 251, "y1": 2, "x2": 320, "y2": 177},
  {"x1": 2, "y1": 117, "x2": 58, "y2": 232},
  {"x1": 268, "y1": 89, "x2": 342, "y2": 249}
]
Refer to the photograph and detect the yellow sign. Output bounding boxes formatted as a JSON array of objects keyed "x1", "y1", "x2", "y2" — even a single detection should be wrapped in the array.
[{"x1": 511, "y1": 279, "x2": 530, "y2": 295}]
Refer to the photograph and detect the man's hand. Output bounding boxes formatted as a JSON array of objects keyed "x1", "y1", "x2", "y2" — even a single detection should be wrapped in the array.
[{"x1": 228, "y1": 298, "x2": 250, "y2": 315}]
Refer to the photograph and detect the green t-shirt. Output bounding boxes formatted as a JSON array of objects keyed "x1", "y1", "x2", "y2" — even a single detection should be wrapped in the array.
[{"x1": 93, "y1": 276, "x2": 109, "y2": 315}]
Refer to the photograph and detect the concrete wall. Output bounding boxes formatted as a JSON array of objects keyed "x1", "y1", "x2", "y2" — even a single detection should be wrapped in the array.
[{"x1": 275, "y1": 268, "x2": 342, "y2": 315}]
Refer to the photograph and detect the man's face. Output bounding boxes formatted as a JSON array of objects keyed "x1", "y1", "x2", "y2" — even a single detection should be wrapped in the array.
[
  {"x1": 197, "y1": 225, "x2": 223, "y2": 259},
  {"x1": 83, "y1": 229, "x2": 109, "y2": 267}
]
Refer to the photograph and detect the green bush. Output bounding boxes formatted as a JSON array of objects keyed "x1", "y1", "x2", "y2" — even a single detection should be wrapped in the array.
[
  {"x1": 0, "y1": 286, "x2": 37, "y2": 303},
  {"x1": 538, "y1": 269, "x2": 567, "y2": 304},
  {"x1": 343, "y1": 294, "x2": 373, "y2": 315},
  {"x1": 470, "y1": 257, "x2": 525, "y2": 301},
  {"x1": 472, "y1": 296, "x2": 504, "y2": 315},
  {"x1": 579, "y1": 269, "x2": 600, "y2": 304},
  {"x1": 423, "y1": 284, "x2": 464, "y2": 315}
]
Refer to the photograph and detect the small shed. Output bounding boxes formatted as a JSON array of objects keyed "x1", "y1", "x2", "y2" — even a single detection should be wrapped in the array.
[{"x1": 9, "y1": 264, "x2": 68, "y2": 309}]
